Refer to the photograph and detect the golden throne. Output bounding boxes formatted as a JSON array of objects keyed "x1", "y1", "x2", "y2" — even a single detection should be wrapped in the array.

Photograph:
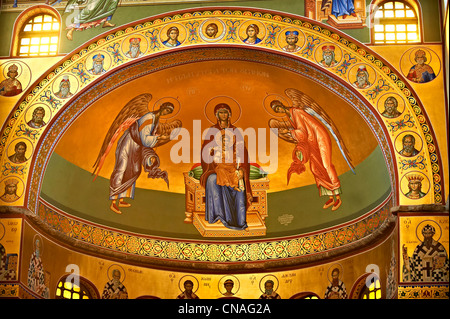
[{"x1": 183, "y1": 163, "x2": 270, "y2": 237}]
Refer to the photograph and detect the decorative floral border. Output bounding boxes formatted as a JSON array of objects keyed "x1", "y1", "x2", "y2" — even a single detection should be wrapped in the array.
[
  {"x1": 398, "y1": 284, "x2": 449, "y2": 299},
  {"x1": 37, "y1": 196, "x2": 393, "y2": 262}
]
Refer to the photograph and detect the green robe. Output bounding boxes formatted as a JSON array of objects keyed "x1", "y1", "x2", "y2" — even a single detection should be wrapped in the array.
[{"x1": 65, "y1": 0, "x2": 119, "y2": 25}]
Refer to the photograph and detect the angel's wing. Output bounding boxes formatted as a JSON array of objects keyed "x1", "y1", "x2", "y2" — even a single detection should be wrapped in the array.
[
  {"x1": 92, "y1": 93, "x2": 153, "y2": 180},
  {"x1": 285, "y1": 88, "x2": 355, "y2": 173},
  {"x1": 153, "y1": 119, "x2": 183, "y2": 148},
  {"x1": 268, "y1": 118, "x2": 297, "y2": 144}
]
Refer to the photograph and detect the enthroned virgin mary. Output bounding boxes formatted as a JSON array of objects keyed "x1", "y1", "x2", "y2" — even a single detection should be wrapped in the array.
[{"x1": 199, "y1": 103, "x2": 253, "y2": 231}]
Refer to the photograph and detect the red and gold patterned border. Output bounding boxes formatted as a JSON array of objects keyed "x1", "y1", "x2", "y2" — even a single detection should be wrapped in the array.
[{"x1": 36, "y1": 196, "x2": 393, "y2": 263}]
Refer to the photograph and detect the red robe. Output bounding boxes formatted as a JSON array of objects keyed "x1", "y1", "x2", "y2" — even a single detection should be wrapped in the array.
[{"x1": 287, "y1": 107, "x2": 341, "y2": 194}]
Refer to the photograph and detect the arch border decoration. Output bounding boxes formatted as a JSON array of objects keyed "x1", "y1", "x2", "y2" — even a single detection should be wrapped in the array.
[
  {"x1": 0, "y1": 7, "x2": 444, "y2": 268},
  {"x1": 10, "y1": 4, "x2": 62, "y2": 57}
]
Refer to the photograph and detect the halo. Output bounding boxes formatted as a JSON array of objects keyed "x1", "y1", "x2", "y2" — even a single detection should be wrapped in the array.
[
  {"x1": 1, "y1": 60, "x2": 32, "y2": 94},
  {"x1": 263, "y1": 93, "x2": 291, "y2": 118},
  {"x1": 416, "y1": 219, "x2": 442, "y2": 242},
  {"x1": 0, "y1": 177, "x2": 24, "y2": 203},
  {"x1": 7, "y1": 137, "x2": 34, "y2": 164},
  {"x1": 277, "y1": 27, "x2": 305, "y2": 52},
  {"x1": 152, "y1": 96, "x2": 181, "y2": 120},
  {"x1": 204, "y1": 95, "x2": 241, "y2": 125},
  {"x1": 178, "y1": 275, "x2": 200, "y2": 293},
  {"x1": 400, "y1": 171, "x2": 430, "y2": 198},
  {"x1": 313, "y1": 42, "x2": 343, "y2": 68},
  {"x1": 25, "y1": 104, "x2": 52, "y2": 128},
  {"x1": 238, "y1": 19, "x2": 266, "y2": 44},
  {"x1": 51, "y1": 73, "x2": 80, "y2": 98},
  {"x1": 121, "y1": 34, "x2": 149, "y2": 58},
  {"x1": 348, "y1": 63, "x2": 376, "y2": 90},
  {"x1": 85, "y1": 50, "x2": 112, "y2": 74},
  {"x1": 409, "y1": 47, "x2": 433, "y2": 65},
  {"x1": 160, "y1": 23, "x2": 186, "y2": 47},
  {"x1": 394, "y1": 131, "x2": 423, "y2": 155},
  {"x1": 3, "y1": 61, "x2": 24, "y2": 79},
  {"x1": 259, "y1": 274, "x2": 279, "y2": 293},
  {"x1": 377, "y1": 92, "x2": 405, "y2": 119},
  {"x1": 32, "y1": 234, "x2": 44, "y2": 254},
  {"x1": 218, "y1": 275, "x2": 240, "y2": 295},
  {"x1": 199, "y1": 18, "x2": 227, "y2": 42},
  {"x1": 327, "y1": 263, "x2": 344, "y2": 283},
  {"x1": 107, "y1": 264, "x2": 126, "y2": 283}
]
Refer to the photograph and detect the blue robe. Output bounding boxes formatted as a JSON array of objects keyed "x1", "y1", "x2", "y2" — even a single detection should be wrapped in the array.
[
  {"x1": 204, "y1": 174, "x2": 248, "y2": 230},
  {"x1": 200, "y1": 123, "x2": 253, "y2": 231},
  {"x1": 332, "y1": 0, "x2": 355, "y2": 17},
  {"x1": 109, "y1": 113, "x2": 167, "y2": 200}
]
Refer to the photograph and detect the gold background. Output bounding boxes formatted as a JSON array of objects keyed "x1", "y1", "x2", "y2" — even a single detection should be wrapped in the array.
[{"x1": 399, "y1": 215, "x2": 449, "y2": 283}]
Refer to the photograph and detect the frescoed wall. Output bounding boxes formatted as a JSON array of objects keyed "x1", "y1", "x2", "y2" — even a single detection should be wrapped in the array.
[
  {"x1": 17, "y1": 217, "x2": 396, "y2": 299},
  {"x1": 0, "y1": 0, "x2": 448, "y2": 301}
]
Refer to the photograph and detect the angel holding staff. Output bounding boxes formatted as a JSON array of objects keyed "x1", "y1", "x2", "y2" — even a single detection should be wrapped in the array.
[
  {"x1": 268, "y1": 88, "x2": 354, "y2": 211},
  {"x1": 92, "y1": 93, "x2": 182, "y2": 214}
]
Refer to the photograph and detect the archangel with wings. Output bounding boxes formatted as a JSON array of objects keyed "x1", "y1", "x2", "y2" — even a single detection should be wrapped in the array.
[
  {"x1": 268, "y1": 88, "x2": 354, "y2": 211},
  {"x1": 92, "y1": 93, "x2": 182, "y2": 214}
]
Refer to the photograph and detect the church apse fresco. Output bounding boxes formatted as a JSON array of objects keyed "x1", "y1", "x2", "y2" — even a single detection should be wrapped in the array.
[{"x1": 0, "y1": 8, "x2": 445, "y2": 269}]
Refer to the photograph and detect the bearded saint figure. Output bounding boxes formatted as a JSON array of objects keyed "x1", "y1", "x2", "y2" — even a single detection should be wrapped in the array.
[
  {"x1": 403, "y1": 224, "x2": 449, "y2": 282},
  {"x1": 101, "y1": 269, "x2": 128, "y2": 299},
  {"x1": 319, "y1": 45, "x2": 338, "y2": 67},
  {"x1": 88, "y1": 54, "x2": 107, "y2": 75},
  {"x1": 259, "y1": 280, "x2": 281, "y2": 299},
  {"x1": 353, "y1": 65, "x2": 371, "y2": 89},
  {"x1": 324, "y1": 268, "x2": 348, "y2": 299},
  {"x1": 125, "y1": 38, "x2": 144, "y2": 58},
  {"x1": 27, "y1": 107, "x2": 46, "y2": 129},
  {"x1": 54, "y1": 76, "x2": 73, "y2": 99}
]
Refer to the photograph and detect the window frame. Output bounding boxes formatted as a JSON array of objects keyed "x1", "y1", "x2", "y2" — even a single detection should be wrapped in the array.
[
  {"x1": 55, "y1": 274, "x2": 100, "y2": 299},
  {"x1": 349, "y1": 272, "x2": 383, "y2": 299},
  {"x1": 10, "y1": 5, "x2": 62, "y2": 57},
  {"x1": 369, "y1": 0, "x2": 423, "y2": 45},
  {"x1": 359, "y1": 275, "x2": 382, "y2": 299}
]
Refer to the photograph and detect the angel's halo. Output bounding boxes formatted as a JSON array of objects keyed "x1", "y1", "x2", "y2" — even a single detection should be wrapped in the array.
[
  {"x1": 204, "y1": 95, "x2": 242, "y2": 125},
  {"x1": 152, "y1": 96, "x2": 181, "y2": 120},
  {"x1": 263, "y1": 93, "x2": 292, "y2": 118}
]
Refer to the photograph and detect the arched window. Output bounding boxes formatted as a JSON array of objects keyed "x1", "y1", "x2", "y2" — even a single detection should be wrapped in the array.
[
  {"x1": 289, "y1": 291, "x2": 321, "y2": 299},
  {"x1": 361, "y1": 275, "x2": 382, "y2": 299},
  {"x1": 371, "y1": 0, "x2": 422, "y2": 44},
  {"x1": 55, "y1": 274, "x2": 100, "y2": 299},
  {"x1": 349, "y1": 273, "x2": 382, "y2": 299},
  {"x1": 11, "y1": 6, "x2": 61, "y2": 57}
]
